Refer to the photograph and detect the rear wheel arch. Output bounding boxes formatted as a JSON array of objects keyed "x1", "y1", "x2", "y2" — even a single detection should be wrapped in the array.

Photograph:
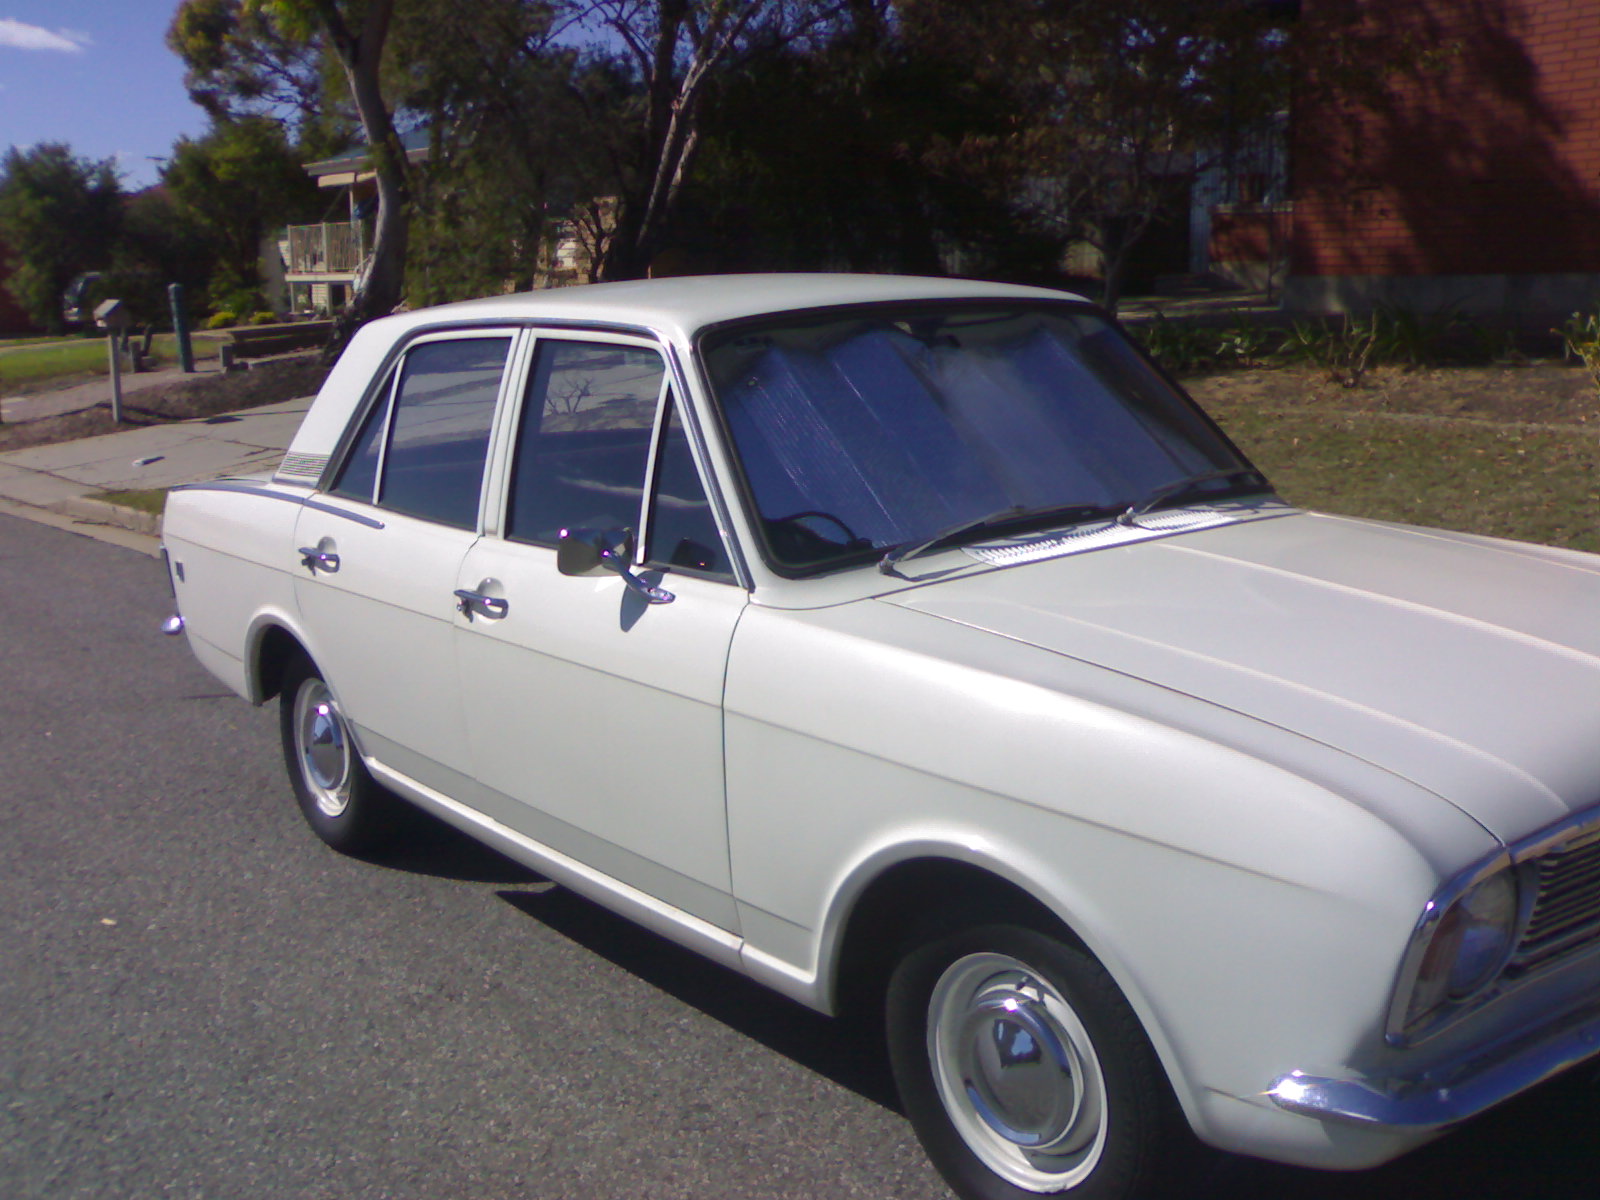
[{"x1": 249, "y1": 621, "x2": 308, "y2": 705}]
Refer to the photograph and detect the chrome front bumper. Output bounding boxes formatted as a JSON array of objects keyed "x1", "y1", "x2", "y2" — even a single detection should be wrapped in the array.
[{"x1": 1269, "y1": 997, "x2": 1600, "y2": 1127}]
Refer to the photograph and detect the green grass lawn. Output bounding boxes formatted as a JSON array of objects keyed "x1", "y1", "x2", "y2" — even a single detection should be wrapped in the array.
[
  {"x1": 1205, "y1": 399, "x2": 1600, "y2": 555},
  {"x1": 0, "y1": 333, "x2": 223, "y2": 389},
  {"x1": 95, "y1": 488, "x2": 169, "y2": 517}
]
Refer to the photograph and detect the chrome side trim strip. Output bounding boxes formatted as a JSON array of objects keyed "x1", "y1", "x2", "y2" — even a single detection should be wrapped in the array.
[
  {"x1": 1272, "y1": 996, "x2": 1600, "y2": 1127},
  {"x1": 300, "y1": 498, "x2": 385, "y2": 529},
  {"x1": 169, "y1": 480, "x2": 387, "y2": 530}
]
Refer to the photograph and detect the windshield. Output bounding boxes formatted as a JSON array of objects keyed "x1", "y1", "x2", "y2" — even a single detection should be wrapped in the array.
[{"x1": 702, "y1": 302, "x2": 1265, "y2": 575}]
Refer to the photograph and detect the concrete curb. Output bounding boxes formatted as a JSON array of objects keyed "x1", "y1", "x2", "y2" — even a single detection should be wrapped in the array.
[
  {"x1": 0, "y1": 494, "x2": 161, "y2": 557},
  {"x1": 53, "y1": 494, "x2": 162, "y2": 537}
]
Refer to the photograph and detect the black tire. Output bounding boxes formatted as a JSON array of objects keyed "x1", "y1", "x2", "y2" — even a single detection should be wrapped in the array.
[
  {"x1": 887, "y1": 923, "x2": 1182, "y2": 1200},
  {"x1": 278, "y1": 652, "x2": 402, "y2": 855}
]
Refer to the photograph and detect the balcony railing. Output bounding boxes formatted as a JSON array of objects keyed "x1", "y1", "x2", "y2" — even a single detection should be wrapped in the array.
[{"x1": 285, "y1": 223, "x2": 366, "y2": 275}]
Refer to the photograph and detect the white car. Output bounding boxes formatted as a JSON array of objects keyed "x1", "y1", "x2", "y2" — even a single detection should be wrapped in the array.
[{"x1": 161, "y1": 274, "x2": 1600, "y2": 1200}]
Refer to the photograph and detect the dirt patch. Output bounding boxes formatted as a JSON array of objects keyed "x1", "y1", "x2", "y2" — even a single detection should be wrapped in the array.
[
  {"x1": 1182, "y1": 361, "x2": 1600, "y2": 428},
  {"x1": 0, "y1": 356, "x2": 329, "y2": 453}
]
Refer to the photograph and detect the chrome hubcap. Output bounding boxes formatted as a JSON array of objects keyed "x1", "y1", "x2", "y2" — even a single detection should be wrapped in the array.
[
  {"x1": 929, "y1": 953, "x2": 1107, "y2": 1191},
  {"x1": 294, "y1": 678, "x2": 351, "y2": 818}
]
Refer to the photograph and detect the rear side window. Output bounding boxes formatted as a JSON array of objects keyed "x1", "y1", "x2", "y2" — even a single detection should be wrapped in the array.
[{"x1": 330, "y1": 336, "x2": 512, "y2": 530}]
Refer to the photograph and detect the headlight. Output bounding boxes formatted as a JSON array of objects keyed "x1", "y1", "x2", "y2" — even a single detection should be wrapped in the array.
[{"x1": 1397, "y1": 869, "x2": 1520, "y2": 1037}]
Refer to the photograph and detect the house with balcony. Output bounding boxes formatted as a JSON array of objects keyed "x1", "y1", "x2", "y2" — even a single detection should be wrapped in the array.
[{"x1": 281, "y1": 128, "x2": 430, "y2": 315}]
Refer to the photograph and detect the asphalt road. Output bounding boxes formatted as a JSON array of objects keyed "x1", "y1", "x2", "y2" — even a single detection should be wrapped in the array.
[{"x1": 3, "y1": 512, "x2": 1600, "y2": 1200}]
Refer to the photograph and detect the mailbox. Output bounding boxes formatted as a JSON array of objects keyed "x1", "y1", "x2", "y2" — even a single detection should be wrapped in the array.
[
  {"x1": 94, "y1": 298, "x2": 129, "y2": 332},
  {"x1": 95, "y1": 298, "x2": 132, "y2": 423}
]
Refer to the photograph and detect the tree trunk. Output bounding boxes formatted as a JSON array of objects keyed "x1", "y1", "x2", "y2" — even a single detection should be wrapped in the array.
[{"x1": 310, "y1": 0, "x2": 409, "y2": 359}]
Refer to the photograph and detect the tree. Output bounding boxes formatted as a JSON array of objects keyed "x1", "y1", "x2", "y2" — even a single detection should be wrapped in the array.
[
  {"x1": 0, "y1": 144, "x2": 122, "y2": 333},
  {"x1": 559, "y1": 0, "x2": 861, "y2": 280},
  {"x1": 260, "y1": 0, "x2": 410, "y2": 341},
  {"x1": 392, "y1": 0, "x2": 585, "y2": 303},
  {"x1": 171, "y1": 0, "x2": 410, "y2": 348},
  {"x1": 168, "y1": 0, "x2": 329, "y2": 128},
  {"x1": 893, "y1": 0, "x2": 1294, "y2": 309},
  {"x1": 163, "y1": 117, "x2": 324, "y2": 314},
  {"x1": 687, "y1": 7, "x2": 1039, "y2": 277},
  {"x1": 97, "y1": 188, "x2": 216, "y2": 329}
]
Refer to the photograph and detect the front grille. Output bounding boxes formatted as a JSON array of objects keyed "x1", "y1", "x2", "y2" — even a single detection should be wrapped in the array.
[{"x1": 1511, "y1": 830, "x2": 1600, "y2": 974}]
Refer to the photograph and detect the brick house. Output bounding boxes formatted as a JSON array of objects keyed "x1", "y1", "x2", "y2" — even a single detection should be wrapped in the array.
[{"x1": 1285, "y1": 0, "x2": 1600, "y2": 318}]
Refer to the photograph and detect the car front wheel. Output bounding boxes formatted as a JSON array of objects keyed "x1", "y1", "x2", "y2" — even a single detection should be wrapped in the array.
[
  {"x1": 279, "y1": 652, "x2": 401, "y2": 855},
  {"x1": 887, "y1": 923, "x2": 1180, "y2": 1200}
]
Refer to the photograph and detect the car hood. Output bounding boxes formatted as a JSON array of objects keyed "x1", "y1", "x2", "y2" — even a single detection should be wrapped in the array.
[{"x1": 882, "y1": 512, "x2": 1600, "y2": 845}]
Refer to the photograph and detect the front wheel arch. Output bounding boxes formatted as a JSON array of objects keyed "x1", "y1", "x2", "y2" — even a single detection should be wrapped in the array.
[{"x1": 830, "y1": 858, "x2": 1070, "y2": 1022}]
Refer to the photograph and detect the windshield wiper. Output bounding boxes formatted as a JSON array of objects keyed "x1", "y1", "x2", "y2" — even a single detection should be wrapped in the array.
[
  {"x1": 1116, "y1": 467, "x2": 1270, "y2": 527},
  {"x1": 879, "y1": 502, "x2": 1116, "y2": 575}
]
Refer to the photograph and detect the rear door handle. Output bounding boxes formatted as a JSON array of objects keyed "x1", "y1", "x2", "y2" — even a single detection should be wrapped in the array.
[
  {"x1": 454, "y1": 588, "x2": 509, "y2": 619},
  {"x1": 298, "y1": 546, "x2": 340, "y2": 573}
]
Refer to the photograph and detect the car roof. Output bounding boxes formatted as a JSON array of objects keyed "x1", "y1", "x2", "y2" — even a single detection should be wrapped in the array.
[{"x1": 367, "y1": 273, "x2": 1090, "y2": 344}]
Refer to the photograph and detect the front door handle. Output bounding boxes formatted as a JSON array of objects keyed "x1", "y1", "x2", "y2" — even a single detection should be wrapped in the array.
[
  {"x1": 298, "y1": 546, "x2": 340, "y2": 573},
  {"x1": 454, "y1": 588, "x2": 509, "y2": 620}
]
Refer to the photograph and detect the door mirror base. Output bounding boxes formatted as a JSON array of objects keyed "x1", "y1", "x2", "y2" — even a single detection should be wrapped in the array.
[{"x1": 557, "y1": 527, "x2": 675, "y2": 605}]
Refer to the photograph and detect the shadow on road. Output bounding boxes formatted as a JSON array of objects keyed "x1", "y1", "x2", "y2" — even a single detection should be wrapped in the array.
[
  {"x1": 371, "y1": 806, "x2": 548, "y2": 886},
  {"x1": 382, "y1": 810, "x2": 1600, "y2": 1199},
  {"x1": 496, "y1": 884, "x2": 900, "y2": 1111}
]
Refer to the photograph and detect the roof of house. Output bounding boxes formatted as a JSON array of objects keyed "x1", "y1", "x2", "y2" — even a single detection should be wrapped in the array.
[{"x1": 302, "y1": 126, "x2": 431, "y2": 178}]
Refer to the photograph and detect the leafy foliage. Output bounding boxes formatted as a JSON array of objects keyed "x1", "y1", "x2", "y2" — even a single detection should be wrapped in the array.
[
  {"x1": 167, "y1": 0, "x2": 332, "y2": 133},
  {"x1": 0, "y1": 145, "x2": 123, "y2": 333},
  {"x1": 164, "y1": 117, "x2": 324, "y2": 315},
  {"x1": 1556, "y1": 309, "x2": 1600, "y2": 397},
  {"x1": 396, "y1": 1, "x2": 590, "y2": 302},
  {"x1": 1135, "y1": 305, "x2": 1508, "y2": 380}
]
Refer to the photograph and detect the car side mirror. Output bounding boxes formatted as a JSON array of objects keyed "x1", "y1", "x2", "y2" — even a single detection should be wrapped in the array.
[
  {"x1": 557, "y1": 526, "x2": 628, "y2": 577},
  {"x1": 557, "y1": 527, "x2": 675, "y2": 605}
]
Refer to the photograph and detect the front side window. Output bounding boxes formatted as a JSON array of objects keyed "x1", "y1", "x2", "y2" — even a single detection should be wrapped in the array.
[
  {"x1": 505, "y1": 338, "x2": 731, "y2": 579},
  {"x1": 331, "y1": 336, "x2": 511, "y2": 530},
  {"x1": 647, "y1": 397, "x2": 730, "y2": 577},
  {"x1": 702, "y1": 304, "x2": 1264, "y2": 574},
  {"x1": 506, "y1": 340, "x2": 662, "y2": 545}
]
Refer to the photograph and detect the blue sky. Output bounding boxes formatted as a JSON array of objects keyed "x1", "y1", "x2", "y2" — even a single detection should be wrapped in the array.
[{"x1": 1, "y1": 3, "x2": 208, "y2": 191}]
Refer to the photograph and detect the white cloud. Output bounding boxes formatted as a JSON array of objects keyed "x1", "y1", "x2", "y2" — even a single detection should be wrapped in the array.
[{"x1": 0, "y1": 18, "x2": 89, "y2": 53}]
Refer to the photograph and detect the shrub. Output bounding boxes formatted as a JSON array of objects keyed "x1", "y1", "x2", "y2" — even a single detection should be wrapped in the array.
[
  {"x1": 1556, "y1": 309, "x2": 1600, "y2": 395},
  {"x1": 1136, "y1": 314, "x2": 1282, "y2": 373},
  {"x1": 250, "y1": 311, "x2": 279, "y2": 326},
  {"x1": 1136, "y1": 315, "x2": 1219, "y2": 373},
  {"x1": 204, "y1": 311, "x2": 238, "y2": 331}
]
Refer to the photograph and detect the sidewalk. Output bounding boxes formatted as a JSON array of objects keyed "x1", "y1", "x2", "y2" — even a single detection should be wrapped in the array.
[{"x1": 0, "y1": 393, "x2": 311, "y2": 557}]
